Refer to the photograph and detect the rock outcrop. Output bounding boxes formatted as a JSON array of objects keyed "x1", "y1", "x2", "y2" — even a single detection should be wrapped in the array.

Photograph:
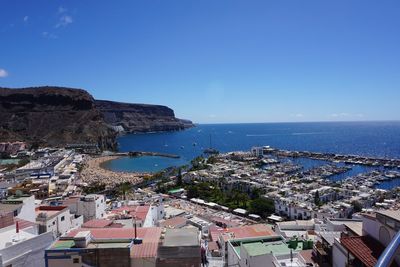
[
  {"x1": 0, "y1": 86, "x2": 116, "y2": 150},
  {"x1": 0, "y1": 87, "x2": 193, "y2": 150},
  {"x1": 95, "y1": 100, "x2": 194, "y2": 133}
]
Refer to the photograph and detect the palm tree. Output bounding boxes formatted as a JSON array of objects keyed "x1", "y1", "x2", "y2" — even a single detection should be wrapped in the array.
[{"x1": 119, "y1": 182, "x2": 132, "y2": 200}]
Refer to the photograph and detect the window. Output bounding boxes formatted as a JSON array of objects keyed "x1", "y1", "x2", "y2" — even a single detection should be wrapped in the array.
[
  {"x1": 52, "y1": 221, "x2": 56, "y2": 225},
  {"x1": 61, "y1": 216, "x2": 65, "y2": 221},
  {"x1": 72, "y1": 258, "x2": 80, "y2": 264}
]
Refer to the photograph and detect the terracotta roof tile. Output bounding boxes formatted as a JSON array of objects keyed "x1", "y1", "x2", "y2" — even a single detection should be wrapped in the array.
[
  {"x1": 131, "y1": 242, "x2": 159, "y2": 258},
  {"x1": 82, "y1": 219, "x2": 113, "y2": 228},
  {"x1": 65, "y1": 227, "x2": 162, "y2": 258},
  {"x1": 68, "y1": 227, "x2": 162, "y2": 243},
  {"x1": 159, "y1": 216, "x2": 187, "y2": 228},
  {"x1": 111, "y1": 205, "x2": 150, "y2": 221},
  {"x1": 341, "y1": 236, "x2": 385, "y2": 267},
  {"x1": 207, "y1": 241, "x2": 219, "y2": 251},
  {"x1": 299, "y1": 249, "x2": 315, "y2": 265}
]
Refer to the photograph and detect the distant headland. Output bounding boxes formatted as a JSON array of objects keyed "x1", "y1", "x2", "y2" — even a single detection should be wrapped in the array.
[{"x1": 0, "y1": 86, "x2": 194, "y2": 150}]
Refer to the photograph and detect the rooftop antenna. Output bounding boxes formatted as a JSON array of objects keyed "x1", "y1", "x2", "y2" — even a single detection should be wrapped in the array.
[
  {"x1": 133, "y1": 215, "x2": 142, "y2": 245},
  {"x1": 134, "y1": 218, "x2": 137, "y2": 239},
  {"x1": 290, "y1": 249, "x2": 293, "y2": 264}
]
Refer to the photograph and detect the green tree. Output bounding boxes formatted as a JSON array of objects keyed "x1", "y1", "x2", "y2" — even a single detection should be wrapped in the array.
[
  {"x1": 250, "y1": 188, "x2": 264, "y2": 200},
  {"x1": 207, "y1": 156, "x2": 217, "y2": 164},
  {"x1": 176, "y1": 168, "x2": 183, "y2": 186},
  {"x1": 187, "y1": 185, "x2": 199, "y2": 199},
  {"x1": 351, "y1": 200, "x2": 363, "y2": 213},
  {"x1": 238, "y1": 193, "x2": 250, "y2": 208},
  {"x1": 231, "y1": 190, "x2": 242, "y2": 206},
  {"x1": 118, "y1": 182, "x2": 132, "y2": 200},
  {"x1": 314, "y1": 190, "x2": 320, "y2": 206},
  {"x1": 190, "y1": 156, "x2": 206, "y2": 171},
  {"x1": 249, "y1": 198, "x2": 275, "y2": 218},
  {"x1": 83, "y1": 182, "x2": 106, "y2": 194}
]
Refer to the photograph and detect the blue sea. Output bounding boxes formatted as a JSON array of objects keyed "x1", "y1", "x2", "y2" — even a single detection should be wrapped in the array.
[{"x1": 102, "y1": 121, "x2": 400, "y2": 189}]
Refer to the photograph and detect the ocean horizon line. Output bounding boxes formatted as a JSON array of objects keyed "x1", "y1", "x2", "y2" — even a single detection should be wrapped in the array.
[{"x1": 193, "y1": 119, "x2": 400, "y2": 125}]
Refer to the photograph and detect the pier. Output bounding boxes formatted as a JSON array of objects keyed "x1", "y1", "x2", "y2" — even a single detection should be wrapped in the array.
[{"x1": 112, "y1": 151, "x2": 180, "y2": 159}]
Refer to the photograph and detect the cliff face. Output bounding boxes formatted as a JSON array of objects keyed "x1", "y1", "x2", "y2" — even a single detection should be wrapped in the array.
[
  {"x1": 95, "y1": 100, "x2": 194, "y2": 133},
  {"x1": 0, "y1": 87, "x2": 117, "y2": 150}
]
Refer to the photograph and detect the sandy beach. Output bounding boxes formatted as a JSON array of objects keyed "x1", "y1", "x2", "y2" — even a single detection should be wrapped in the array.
[{"x1": 81, "y1": 156, "x2": 148, "y2": 188}]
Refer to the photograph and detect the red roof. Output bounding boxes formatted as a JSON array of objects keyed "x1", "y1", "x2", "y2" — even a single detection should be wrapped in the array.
[
  {"x1": 299, "y1": 250, "x2": 315, "y2": 265},
  {"x1": 210, "y1": 224, "x2": 276, "y2": 242},
  {"x1": 82, "y1": 219, "x2": 114, "y2": 228},
  {"x1": 131, "y1": 242, "x2": 159, "y2": 258},
  {"x1": 15, "y1": 218, "x2": 37, "y2": 230},
  {"x1": 207, "y1": 241, "x2": 220, "y2": 251},
  {"x1": 341, "y1": 236, "x2": 385, "y2": 267},
  {"x1": 37, "y1": 205, "x2": 67, "y2": 211},
  {"x1": 112, "y1": 205, "x2": 150, "y2": 221},
  {"x1": 68, "y1": 227, "x2": 162, "y2": 243},
  {"x1": 65, "y1": 227, "x2": 162, "y2": 258},
  {"x1": 159, "y1": 216, "x2": 187, "y2": 228}
]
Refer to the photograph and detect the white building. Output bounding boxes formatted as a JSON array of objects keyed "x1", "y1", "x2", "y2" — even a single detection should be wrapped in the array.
[
  {"x1": 274, "y1": 197, "x2": 313, "y2": 220},
  {"x1": 0, "y1": 223, "x2": 54, "y2": 267},
  {"x1": 2, "y1": 195, "x2": 36, "y2": 222},
  {"x1": 77, "y1": 194, "x2": 106, "y2": 222},
  {"x1": 227, "y1": 236, "x2": 312, "y2": 267},
  {"x1": 148, "y1": 204, "x2": 165, "y2": 227},
  {"x1": 251, "y1": 147, "x2": 264, "y2": 157},
  {"x1": 332, "y1": 210, "x2": 400, "y2": 267},
  {"x1": 36, "y1": 206, "x2": 83, "y2": 238}
]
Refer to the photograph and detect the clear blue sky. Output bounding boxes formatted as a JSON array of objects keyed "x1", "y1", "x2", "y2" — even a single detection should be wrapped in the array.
[{"x1": 1, "y1": 1, "x2": 399, "y2": 123}]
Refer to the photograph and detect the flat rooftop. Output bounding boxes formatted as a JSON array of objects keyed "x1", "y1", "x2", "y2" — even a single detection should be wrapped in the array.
[
  {"x1": 163, "y1": 228, "x2": 199, "y2": 247},
  {"x1": 377, "y1": 209, "x2": 400, "y2": 222},
  {"x1": 242, "y1": 240, "x2": 303, "y2": 256},
  {"x1": 0, "y1": 226, "x2": 37, "y2": 249}
]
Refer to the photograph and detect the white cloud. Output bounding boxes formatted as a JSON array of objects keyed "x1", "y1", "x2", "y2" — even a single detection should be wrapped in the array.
[
  {"x1": 330, "y1": 112, "x2": 366, "y2": 119},
  {"x1": 0, "y1": 69, "x2": 9, "y2": 78},
  {"x1": 23, "y1": 16, "x2": 29, "y2": 22},
  {"x1": 42, "y1": 31, "x2": 58, "y2": 39},
  {"x1": 331, "y1": 113, "x2": 350, "y2": 118},
  {"x1": 55, "y1": 15, "x2": 73, "y2": 28},
  {"x1": 291, "y1": 113, "x2": 304, "y2": 118},
  {"x1": 58, "y1": 6, "x2": 68, "y2": 14}
]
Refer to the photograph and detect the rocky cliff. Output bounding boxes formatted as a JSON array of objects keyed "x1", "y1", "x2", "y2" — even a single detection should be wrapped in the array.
[
  {"x1": 0, "y1": 86, "x2": 117, "y2": 150},
  {"x1": 95, "y1": 100, "x2": 194, "y2": 133},
  {"x1": 0, "y1": 87, "x2": 193, "y2": 150}
]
